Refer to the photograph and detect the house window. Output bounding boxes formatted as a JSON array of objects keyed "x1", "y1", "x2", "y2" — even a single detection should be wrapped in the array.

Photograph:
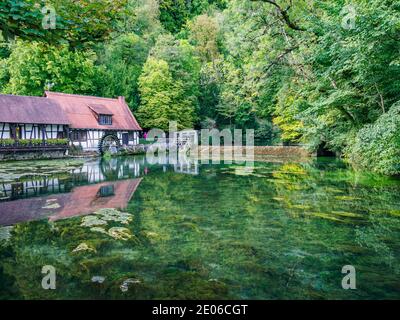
[
  {"x1": 99, "y1": 115, "x2": 112, "y2": 125},
  {"x1": 99, "y1": 185, "x2": 115, "y2": 197},
  {"x1": 57, "y1": 131, "x2": 65, "y2": 139},
  {"x1": 10, "y1": 124, "x2": 23, "y2": 139},
  {"x1": 71, "y1": 131, "x2": 87, "y2": 142},
  {"x1": 11, "y1": 183, "x2": 24, "y2": 197}
]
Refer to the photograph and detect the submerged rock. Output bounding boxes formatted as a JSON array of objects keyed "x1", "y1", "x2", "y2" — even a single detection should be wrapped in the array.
[
  {"x1": 90, "y1": 227, "x2": 108, "y2": 234},
  {"x1": 81, "y1": 208, "x2": 133, "y2": 229},
  {"x1": 94, "y1": 208, "x2": 133, "y2": 225},
  {"x1": 0, "y1": 226, "x2": 13, "y2": 242},
  {"x1": 72, "y1": 243, "x2": 96, "y2": 253},
  {"x1": 108, "y1": 227, "x2": 132, "y2": 240},
  {"x1": 79, "y1": 208, "x2": 134, "y2": 241},
  {"x1": 91, "y1": 276, "x2": 106, "y2": 284},
  {"x1": 120, "y1": 278, "x2": 141, "y2": 292},
  {"x1": 81, "y1": 216, "x2": 108, "y2": 227}
]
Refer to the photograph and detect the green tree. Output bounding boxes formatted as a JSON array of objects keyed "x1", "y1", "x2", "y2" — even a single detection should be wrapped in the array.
[
  {"x1": 272, "y1": 84, "x2": 305, "y2": 142},
  {"x1": 96, "y1": 34, "x2": 150, "y2": 110},
  {"x1": 159, "y1": 0, "x2": 188, "y2": 33},
  {"x1": 0, "y1": 0, "x2": 127, "y2": 47},
  {"x1": 151, "y1": 34, "x2": 201, "y2": 119},
  {"x1": 349, "y1": 103, "x2": 400, "y2": 175},
  {"x1": 188, "y1": 14, "x2": 220, "y2": 63},
  {"x1": 158, "y1": 0, "x2": 225, "y2": 34},
  {"x1": 117, "y1": 0, "x2": 163, "y2": 38},
  {"x1": 0, "y1": 41, "x2": 98, "y2": 96},
  {"x1": 137, "y1": 57, "x2": 196, "y2": 130},
  {"x1": 221, "y1": 0, "x2": 400, "y2": 171}
]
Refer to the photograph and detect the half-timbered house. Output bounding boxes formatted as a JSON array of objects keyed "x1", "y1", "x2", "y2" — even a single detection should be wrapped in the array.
[
  {"x1": 0, "y1": 94, "x2": 70, "y2": 143},
  {"x1": 46, "y1": 92, "x2": 142, "y2": 152},
  {"x1": 0, "y1": 92, "x2": 142, "y2": 156}
]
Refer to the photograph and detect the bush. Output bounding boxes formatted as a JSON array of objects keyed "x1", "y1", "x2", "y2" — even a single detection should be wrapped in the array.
[
  {"x1": 349, "y1": 103, "x2": 400, "y2": 175},
  {"x1": 31, "y1": 139, "x2": 43, "y2": 146},
  {"x1": 47, "y1": 138, "x2": 68, "y2": 145},
  {"x1": 0, "y1": 138, "x2": 69, "y2": 147},
  {"x1": 17, "y1": 139, "x2": 31, "y2": 146},
  {"x1": 0, "y1": 139, "x2": 15, "y2": 146}
]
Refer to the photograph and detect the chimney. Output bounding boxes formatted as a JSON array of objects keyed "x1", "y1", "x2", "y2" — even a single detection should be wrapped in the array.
[{"x1": 118, "y1": 96, "x2": 126, "y2": 104}]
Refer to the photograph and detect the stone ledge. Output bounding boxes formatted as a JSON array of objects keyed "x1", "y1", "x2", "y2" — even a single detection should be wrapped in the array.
[
  {"x1": 0, "y1": 150, "x2": 67, "y2": 161},
  {"x1": 193, "y1": 146, "x2": 315, "y2": 158}
]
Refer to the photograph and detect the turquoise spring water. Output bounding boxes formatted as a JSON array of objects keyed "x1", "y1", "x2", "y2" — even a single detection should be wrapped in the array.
[{"x1": 0, "y1": 156, "x2": 399, "y2": 299}]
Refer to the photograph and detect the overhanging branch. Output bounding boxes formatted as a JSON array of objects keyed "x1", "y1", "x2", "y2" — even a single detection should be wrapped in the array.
[{"x1": 250, "y1": 0, "x2": 306, "y2": 31}]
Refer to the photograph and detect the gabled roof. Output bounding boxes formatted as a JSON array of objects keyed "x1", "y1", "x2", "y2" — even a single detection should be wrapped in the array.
[
  {"x1": 0, "y1": 94, "x2": 69, "y2": 125},
  {"x1": 46, "y1": 92, "x2": 142, "y2": 131}
]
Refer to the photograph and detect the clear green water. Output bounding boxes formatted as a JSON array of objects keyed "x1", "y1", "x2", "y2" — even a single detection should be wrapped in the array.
[{"x1": 0, "y1": 156, "x2": 399, "y2": 300}]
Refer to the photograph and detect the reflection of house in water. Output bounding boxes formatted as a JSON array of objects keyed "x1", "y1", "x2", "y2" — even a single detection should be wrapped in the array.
[
  {"x1": 0, "y1": 156, "x2": 197, "y2": 202},
  {"x1": 0, "y1": 179, "x2": 141, "y2": 226},
  {"x1": 0, "y1": 158, "x2": 144, "y2": 201},
  {"x1": 71, "y1": 158, "x2": 142, "y2": 184},
  {"x1": 1, "y1": 177, "x2": 73, "y2": 200},
  {"x1": 0, "y1": 155, "x2": 200, "y2": 226},
  {"x1": 174, "y1": 161, "x2": 199, "y2": 175},
  {"x1": 148, "y1": 154, "x2": 199, "y2": 175}
]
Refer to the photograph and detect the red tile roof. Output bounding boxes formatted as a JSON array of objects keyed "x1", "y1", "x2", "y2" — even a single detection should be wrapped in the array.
[
  {"x1": 49, "y1": 178, "x2": 142, "y2": 221},
  {"x1": 0, "y1": 94, "x2": 69, "y2": 125},
  {"x1": 0, "y1": 179, "x2": 142, "y2": 226},
  {"x1": 46, "y1": 92, "x2": 142, "y2": 131}
]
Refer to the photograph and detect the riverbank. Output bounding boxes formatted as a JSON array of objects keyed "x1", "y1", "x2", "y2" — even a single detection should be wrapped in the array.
[
  {"x1": 192, "y1": 146, "x2": 315, "y2": 158},
  {"x1": 0, "y1": 145, "x2": 315, "y2": 162}
]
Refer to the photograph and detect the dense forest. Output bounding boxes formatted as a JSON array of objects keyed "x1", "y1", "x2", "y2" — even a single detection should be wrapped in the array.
[{"x1": 0, "y1": 0, "x2": 399, "y2": 175}]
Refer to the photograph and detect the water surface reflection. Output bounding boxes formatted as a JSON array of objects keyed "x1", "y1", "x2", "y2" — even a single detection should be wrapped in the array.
[
  {"x1": 0, "y1": 156, "x2": 399, "y2": 299},
  {"x1": 0, "y1": 156, "x2": 198, "y2": 225}
]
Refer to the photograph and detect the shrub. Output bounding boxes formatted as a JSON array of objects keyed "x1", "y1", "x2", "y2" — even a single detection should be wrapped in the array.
[
  {"x1": 0, "y1": 138, "x2": 69, "y2": 147},
  {"x1": 17, "y1": 139, "x2": 31, "y2": 146},
  {"x1": 0, "y1": 139, "x2": 15, "y2": 146},
  {"x1": 31, "y1": 139, "x2": 43, "y2": 146},
  {"x1": 349, "y1": 103, "x2": 400, "y2": 175},
  {"x1": 47, "y1": 138, "x2": 68, "y2": 145}
]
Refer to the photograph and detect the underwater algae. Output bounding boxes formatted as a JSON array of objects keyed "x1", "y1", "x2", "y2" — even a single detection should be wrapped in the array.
[
  {"x1": 0, "y1": 156, "x2": 399, "y2": 299},
  {"x1": 0, "y1": 158, "x2": 85, "y2": 183}
]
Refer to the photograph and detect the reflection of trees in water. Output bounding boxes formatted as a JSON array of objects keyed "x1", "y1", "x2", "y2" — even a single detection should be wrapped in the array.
[
  {"x1": 76, "y1": 157, "x2": 145, "y2": 183},
  {"x1": 100, "y1": 158, "x2": 121, "y2": 181},
  {"x1": 270, "y1": 161, "x2": 400, "y2": 282},
  {"x1": 94, "y1": 155, "x2": 199, "y2": 182},
  {"x1": 1, "y1": 160, "x2": 400, "y2": 299},
  {"x1": 0, "y1": 155, "x2": 199, "y2": 205}
]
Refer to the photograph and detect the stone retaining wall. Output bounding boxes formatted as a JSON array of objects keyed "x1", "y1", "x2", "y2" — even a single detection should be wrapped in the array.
[
  {"x1": 0, "y1": 150, "x2": 67, "y2": 161},
  {"x1": 193, "y1": 146, "x2": 315, "y2": 158}
]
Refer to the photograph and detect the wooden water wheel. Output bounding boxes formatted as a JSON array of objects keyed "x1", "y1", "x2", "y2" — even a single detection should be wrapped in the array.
[{"x1": 98, "y1": 134, "x2": 121, "y2": 155}]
